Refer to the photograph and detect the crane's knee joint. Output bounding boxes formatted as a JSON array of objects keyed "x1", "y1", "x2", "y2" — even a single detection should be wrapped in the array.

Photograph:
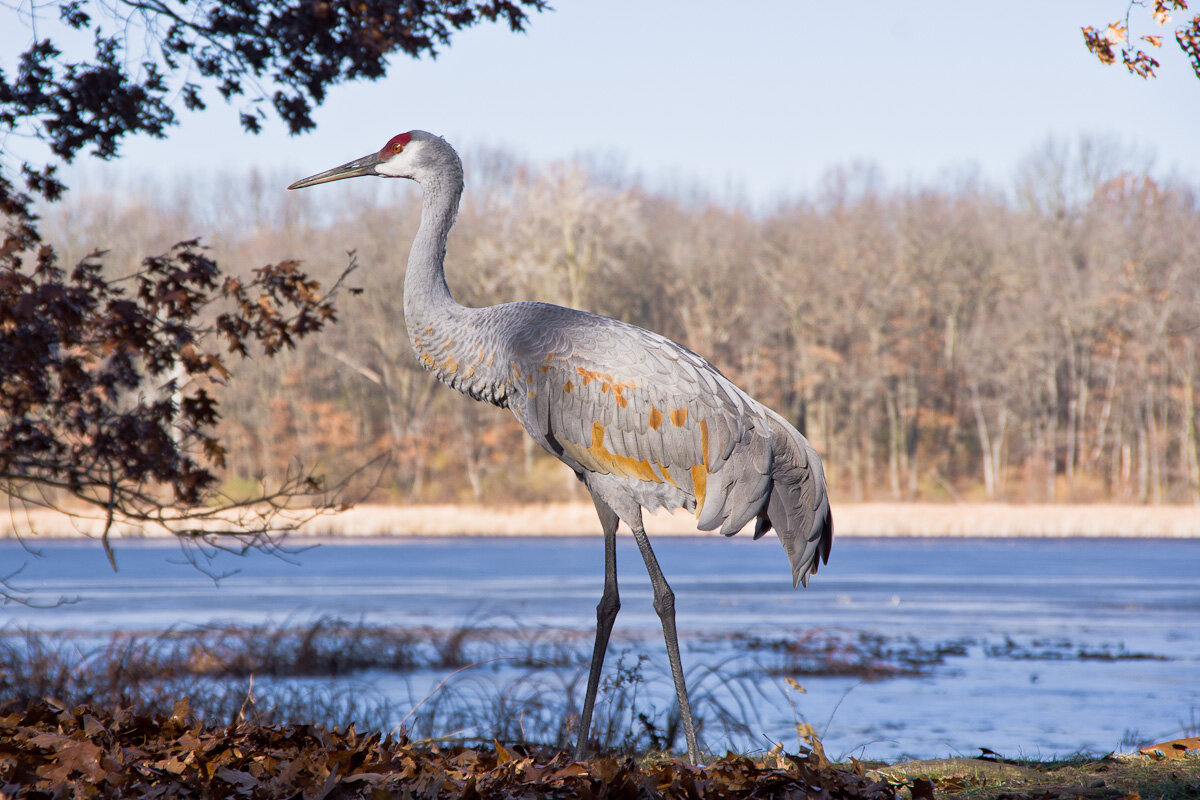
[
  {"x1": 652, "y1": 587, "x2": 675, "y2": 618},
  {"x1": 596, "y1": 594, "x2": 620, "y2": 621}
]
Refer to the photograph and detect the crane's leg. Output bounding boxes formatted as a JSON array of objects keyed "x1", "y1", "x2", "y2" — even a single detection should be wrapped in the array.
[
  {"x1": 575, "y1": 495, "x2": 620, "y2": 761},
  {"x1": 630, "y1": 524, "x2": 701, "y2": 764}
]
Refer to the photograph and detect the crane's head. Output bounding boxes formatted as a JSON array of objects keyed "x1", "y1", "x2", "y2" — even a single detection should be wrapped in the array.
[{"x1": 288, "y1": 130, "x2": 459, "y2": 190}]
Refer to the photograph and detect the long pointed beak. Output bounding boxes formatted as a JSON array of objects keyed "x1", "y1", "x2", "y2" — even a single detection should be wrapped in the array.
[{"x1": 288, "y1": 152, "x2": 383, "y2": 189}]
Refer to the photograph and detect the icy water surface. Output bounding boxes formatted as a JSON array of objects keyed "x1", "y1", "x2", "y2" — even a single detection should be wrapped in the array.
[{"x1": 3, "y1": 535, "x2": 1198, "y2": 760}]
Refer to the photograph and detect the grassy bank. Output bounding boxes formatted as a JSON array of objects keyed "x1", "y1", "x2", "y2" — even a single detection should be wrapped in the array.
[
  {"x1": 870, "y1": 752, "x2": 1200, "y2": 800},
  {"x1": 3, "y1": 502, "x2": 1200, "y2": 540}
]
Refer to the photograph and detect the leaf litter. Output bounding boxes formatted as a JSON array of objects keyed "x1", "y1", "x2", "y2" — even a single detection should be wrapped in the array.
[{"x1": 0, "y1": 696, "x2": 899, "y2": 800}]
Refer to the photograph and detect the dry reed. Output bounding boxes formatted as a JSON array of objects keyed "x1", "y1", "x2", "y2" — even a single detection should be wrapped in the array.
[{"x1": 3, "y1": 502, "x2": 1198, "y2": 540}]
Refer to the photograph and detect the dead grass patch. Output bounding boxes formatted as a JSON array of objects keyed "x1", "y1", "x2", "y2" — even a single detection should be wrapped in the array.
[
  {"x1": 869, "y1": 752, "x2": 1200, "y2": 800},
  {"x1": 4, "y1": 502, "x2": 1200, "y2": 540}
]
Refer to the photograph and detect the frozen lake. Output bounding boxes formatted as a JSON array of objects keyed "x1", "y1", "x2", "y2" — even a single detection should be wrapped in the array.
[{"x1": 2, "y1": 535, "x2": 1198, "y2": 760}]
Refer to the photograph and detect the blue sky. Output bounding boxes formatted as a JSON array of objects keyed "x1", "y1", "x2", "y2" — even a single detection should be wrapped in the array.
[{"x1": 4, "y1": 1, "x2": 1200, "y2": 205}]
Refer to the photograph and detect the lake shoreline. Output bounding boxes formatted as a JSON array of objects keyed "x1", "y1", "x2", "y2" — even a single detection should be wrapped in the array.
[
  {"x1": 3, "y1": 501, "x2": 1199, "y2": 540},
  {"x1": 7, "y1": 535, "x2": 1195, "y2": 761}
]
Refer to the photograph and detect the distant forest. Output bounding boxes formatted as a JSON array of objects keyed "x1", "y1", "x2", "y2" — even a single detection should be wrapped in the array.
[{"x1": 43, "y1": 139, "x2": 1200, "y2": 506}]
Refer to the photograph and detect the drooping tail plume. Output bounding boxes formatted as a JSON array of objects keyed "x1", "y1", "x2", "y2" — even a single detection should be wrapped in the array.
[{"x1": 754, "y1": 408, "x2": 833, "y2": 588}]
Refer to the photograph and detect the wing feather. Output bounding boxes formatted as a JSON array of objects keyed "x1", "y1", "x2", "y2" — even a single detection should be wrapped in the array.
[{"x1": 506, "y1": 310, "x2": 777, "y2": 526}]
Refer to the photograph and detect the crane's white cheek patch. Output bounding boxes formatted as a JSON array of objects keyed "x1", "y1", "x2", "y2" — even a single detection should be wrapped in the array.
[{"x1": 376, "y1": 142, "x2": 422, "y2": 177}]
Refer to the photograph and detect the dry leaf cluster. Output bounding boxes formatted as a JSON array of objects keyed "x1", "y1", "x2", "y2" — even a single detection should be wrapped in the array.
[
  {"x1": 1083, "y1": 1, "x2": 1200, "y2": 78},
  {"x1": 0, "y1": 697, "x2": 898, "y2": 800}
]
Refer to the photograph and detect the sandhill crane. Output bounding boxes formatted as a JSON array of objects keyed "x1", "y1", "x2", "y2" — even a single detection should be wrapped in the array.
[{"x1": 289, "y1": 131, "x2": 832, "y2": 764}]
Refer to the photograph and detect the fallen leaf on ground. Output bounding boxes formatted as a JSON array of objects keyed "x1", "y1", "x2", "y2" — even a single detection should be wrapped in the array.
[{"x1": 1138, "y1": 736, "x2": 1200, "y2": 759}]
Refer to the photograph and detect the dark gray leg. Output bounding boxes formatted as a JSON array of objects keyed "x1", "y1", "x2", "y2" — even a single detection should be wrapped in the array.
[
  {"x1": 575, "y1": 494, "x2": 621, "y2": 761},
  {"x1": 630, "y1": 524, "x2": 701, "y2": 764}
]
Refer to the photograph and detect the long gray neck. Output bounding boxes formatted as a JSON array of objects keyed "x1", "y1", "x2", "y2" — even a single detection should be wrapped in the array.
[
  {"x1": 403, "y1": 158, "x2": 509, "y2": 405},
  {"x1": 403, "y1": 168, "x2": 463, "y2": 322}
]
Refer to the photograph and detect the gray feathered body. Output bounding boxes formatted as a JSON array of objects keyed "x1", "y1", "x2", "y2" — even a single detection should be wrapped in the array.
[
  {"x1": 410, "y1": 297, "x2": 831, "y2": 587},
  {"x1": 400, "y1": 131, "x2": 831, "y2": 587}
]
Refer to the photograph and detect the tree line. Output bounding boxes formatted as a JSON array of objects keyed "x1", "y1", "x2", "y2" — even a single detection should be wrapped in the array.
[{"x1": 40, "y1": 138, "x2": 1200, "y2": 507}]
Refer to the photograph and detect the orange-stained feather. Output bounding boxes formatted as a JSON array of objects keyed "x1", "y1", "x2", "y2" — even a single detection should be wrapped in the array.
[
  {"x1": 584, "y1": 422, "x2": 663, "y2": 484},
  {"x1": 690, "y1": 465, "x2": 707, "y2": 513},
  {"x1": 575, "y1": 366, "x2": 634, "y2": 408}
]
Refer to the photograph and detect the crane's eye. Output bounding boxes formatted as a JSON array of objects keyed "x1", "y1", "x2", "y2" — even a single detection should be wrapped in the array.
[{"x1": 380, "y1": 132, "x2": 413, "y2": 158}]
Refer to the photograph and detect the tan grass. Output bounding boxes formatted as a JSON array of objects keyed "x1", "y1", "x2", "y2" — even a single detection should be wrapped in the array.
[{"x1": 3, "y1": 501, "x2": 1198, "y2": 540}]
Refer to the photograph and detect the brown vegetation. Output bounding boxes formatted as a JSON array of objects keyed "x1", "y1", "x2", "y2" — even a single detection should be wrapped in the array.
[
  {"x1": 0, "y1": 696, "x2": 898, "y2": 800},
  {"x1": 0, "y1": 620, "x2": 962, "y2": 748},
  {"x1": 3, "y1": 696, "x2": 1196, "y2": 800},
  {"x1": 36, "y1": 139, "x2": 1200, "y2": 510},
  {"x1": 7, "y1": 502, "x2": 1200, "y2": 539}
]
